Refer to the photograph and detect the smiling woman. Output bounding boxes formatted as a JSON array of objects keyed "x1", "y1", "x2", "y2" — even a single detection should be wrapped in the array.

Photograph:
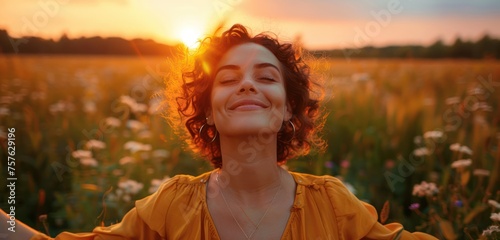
[{"x1": 0, "y1": 23, "x2": 438, "y2": 240}]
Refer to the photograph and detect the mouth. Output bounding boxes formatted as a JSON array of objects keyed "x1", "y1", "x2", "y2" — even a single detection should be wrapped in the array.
[{"x1": 229, "y1": 99, "x2": 269, "y2": 111}]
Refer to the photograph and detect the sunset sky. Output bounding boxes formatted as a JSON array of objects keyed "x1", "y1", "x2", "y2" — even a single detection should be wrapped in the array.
[{"x1": 1, "y1": 0, "x2": 500, "y2": 50}]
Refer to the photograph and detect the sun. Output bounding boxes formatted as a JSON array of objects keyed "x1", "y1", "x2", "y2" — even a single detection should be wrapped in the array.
[{"x1": 177, "y1": 26, "x2": 203, "y2": 49}]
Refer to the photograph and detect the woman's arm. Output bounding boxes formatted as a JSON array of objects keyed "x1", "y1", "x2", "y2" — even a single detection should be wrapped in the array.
[{"x1": 0, "y1": 208, "x2": 39, "y2": 240}]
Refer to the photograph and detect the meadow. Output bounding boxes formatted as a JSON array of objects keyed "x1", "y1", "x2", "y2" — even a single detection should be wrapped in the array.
[{"x1": 0, "y1": 55, "x2": 499, "y2": 239}]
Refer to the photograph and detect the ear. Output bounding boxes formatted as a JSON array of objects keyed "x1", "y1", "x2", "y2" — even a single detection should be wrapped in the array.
[
  {"x1": 205, "y1": 109, "x2": 214, "y2": 125},
  {"x1": 284, "y1": 102, "x2": 293, "y2": 121}
]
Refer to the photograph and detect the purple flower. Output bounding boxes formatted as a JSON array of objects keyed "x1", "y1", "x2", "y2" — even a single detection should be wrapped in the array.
[
  {"x1": 324, "y1": 161, "x2": 334, "y2": 169},
  {"x1": 409, "y1": 203, "x2": 420, "y2": 210},
  {"x1": 454, "y1": 200, "x2": 463, "y2": 208}
]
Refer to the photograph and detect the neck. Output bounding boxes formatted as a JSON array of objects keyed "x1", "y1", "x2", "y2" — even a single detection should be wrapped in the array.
[{"x1": 217, "y1": 134, "x2": 282, "y2": 200}]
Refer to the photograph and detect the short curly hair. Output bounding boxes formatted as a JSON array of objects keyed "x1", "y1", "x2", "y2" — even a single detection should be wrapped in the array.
[{"x1": 164, "y1": 24, "x2": 325, "y2": 169}]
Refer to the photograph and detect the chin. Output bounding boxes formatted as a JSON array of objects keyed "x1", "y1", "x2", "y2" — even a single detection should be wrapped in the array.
[{"x1": 220, "y1": 118, "x2": 280, "y2": 137}]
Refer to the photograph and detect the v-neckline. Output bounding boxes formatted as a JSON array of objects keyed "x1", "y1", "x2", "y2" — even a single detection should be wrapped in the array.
[{"x1": 202, "y1": 169, "x2": 302, "y2": 240}]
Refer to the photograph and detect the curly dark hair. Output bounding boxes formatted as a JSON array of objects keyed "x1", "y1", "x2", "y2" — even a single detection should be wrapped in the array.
[{"x1": 165, "y1": 24, "x2": 325, "y2": 169}]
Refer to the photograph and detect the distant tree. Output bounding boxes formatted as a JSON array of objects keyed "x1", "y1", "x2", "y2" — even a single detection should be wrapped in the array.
[
  {"x1": 450, "y1": 37, "x2": 474, "y2": 58},
  {"x1": 475, "y1": 34, "x2": 497, "y2": 59},
  {"x1": 425, "y1": 39, "x2": 447, "y2": 58}
]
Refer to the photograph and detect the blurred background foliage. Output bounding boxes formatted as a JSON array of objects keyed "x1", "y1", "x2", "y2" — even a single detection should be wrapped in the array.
[{"x1": 0, "y1": 55, "x2": 499, "y2": 239}]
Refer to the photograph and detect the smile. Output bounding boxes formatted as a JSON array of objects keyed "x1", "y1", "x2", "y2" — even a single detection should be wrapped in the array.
[{"x1": 229, "y1": 99, "x2": 269, "y2": 111}]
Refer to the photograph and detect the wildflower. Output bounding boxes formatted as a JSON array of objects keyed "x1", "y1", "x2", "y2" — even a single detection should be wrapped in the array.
[
  {"x1": 83, "y1": 101, "x2": 96, "y2": 113},
  {"x1": 126, "y1": 120, "x2": 146, "y2": 132},
  {"x1": 351, "y1": 73, "x2": 370, "y2": 82},
  {"x1": 423, "y1": 131, "x2": 443, "y2": 139},
  {"x1": 119, "y1": 95, "x2": 148, "y2": 113},
  {"x1": 488, "y1": 200, "x2": 500, "y2": 209},
  {"x1": 0, "y1": 128, "x2": 6, "y2": 139},
  {"x1": 149, "y1": 176, "x2": 171, "y2": 193},
  {"x1": 449, "y1": 143, "x2": 461, "y2": 151},
  {"x1": 49, "y1": 101, "x2": 75, "y2": 114},
  {"x1": 137, "y1": 130, "x2": 152, "y2": 139},
  {"x1": 107, "y1": 193, "x2": 117, "y2": 202},
  {"x1": 118, "y1": 179, "x2": 144, "y2": 195},
  {"x1": 413, "y1": 136, "x2": 423, "y2": 145},
  {"x1": 118, "y1": 156, "x2": 134, "y2": 165},
  {"x1": 459, "y1": 145, "x2": 473, "y2": 155},
  {"x1": 490, "y1": 212, "x2": 500, "y2": 221},
  {"x1": 409, "y1": 203, "x2": 420, "y2": 210},
  {"x1": 79, "y1": 157, "x2": 98, "y2": 167},
  {"x1": 343, "y1": 182, "x2": 356, "y2": 194},
  {"x1": 72, "y1": 150, "x2": 92, "y2": 159},
  {"x1": 31, "y1": 91, "x2": 46, "y2": 101},
  {"x1": 451, "y1": 159, "x2": 472, "y2": 169},
  {"x1": 340, "y1": 160, "x2": 350, "y2": 168},
  {"x1": 482, "y1": 225, "x2": 500, "y2": 236},
  {"x1": 468, "y1": 87, "x2": 485, "y2": 95},
  {"x1": 120, "y1": 95, "x2": 136, "y2": 108},
  {"x1": 131, "y1": 103, "x2": 148, "y2": 113},
  {"x1": 475, "y1": 102, "x2": 493, "y2": 112},
  {"x1": 413, "y1": 147, "x2": 429, "y2": 157},
  {"x1": 124, "y1": 141, "x2": 152, "y2": 153},
  {"x1": 412, "y1": 181, "x2": 439, "y2": 197},
  {"x1": 152, "y1": 149, "x2": 170, "y2": 159},
  {"x1": 324, "y1": 161, "x2": 334, "y2": 169},
  {"x1": 473, "y1": 169, "x2": 490, "y2": 177},
  {"x1": 385, "y1": 159, "x2": 395, "y2": 169},
  {"x1": 112, "y1": 169, "x2": 123, "y2": 176},
  {"x1": 49, "y1": 101, "x2": 66, "y2": 114},
  {"x1": 0, "y1": 107, "x2": 10, "y2": 116},
  {"x1": 140, "y1": 152, "x2": 150, "y2": 160},
  {"x1": 148, "y1": 98, "x2": 162, "y2": 115},
  {"x1": 86, "y1": 139, "x2": 106, "y2": 150},
  {"x1": 445, "y1": 97, "x2": 460, "y2": 105},
  {"x1": 122, "y1": 194, "x2": 131, "y2": 202},
  {"x1": 0, "y1": 96, "x2": 12, "y2": 104},
  {"x1": 454, "y1": 200, "x2": 463, "y2": 207},
  {"x1": 423, "y1": 98, "x2": 434, "y2": 106},
  {"x1": 105, "y1": 117, "x2": 121, "y2": 127}
]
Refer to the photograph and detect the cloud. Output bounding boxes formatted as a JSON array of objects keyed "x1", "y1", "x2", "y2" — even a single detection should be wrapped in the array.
[
  {"x1": 60, "y1": 0, "x2": 128, "y2": 4},
  {"x1": 237, "y1": 0, "x2": 500, "y2": 22}
]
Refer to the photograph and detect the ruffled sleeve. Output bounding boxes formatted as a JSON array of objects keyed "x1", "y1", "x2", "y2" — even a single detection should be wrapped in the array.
[
  {"x1": 31, "y1": 176, "x2": 180, "y2": 240},
  {"x1": 323, "y1": 176, "x2": 437, "y2": 240}
]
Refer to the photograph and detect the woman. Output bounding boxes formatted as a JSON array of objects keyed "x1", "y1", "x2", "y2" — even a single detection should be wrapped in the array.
[{"x1": 1, "y1": 24, "x2": 437, "y2": 240}]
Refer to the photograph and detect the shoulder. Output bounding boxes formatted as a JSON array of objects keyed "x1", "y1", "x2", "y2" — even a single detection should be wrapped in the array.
[
  {"x1": 291, "y1": 172, "x2": 363, "y2": 212},
  {"x1": 290, "y1": 172, "x2": 352, "y2": 196},
  {"x1": 133, "y1": 171, "x2": 212, "y2": 231},
  {"x1": 290, "y1": 172, "x2": 377, "y2": 237}
]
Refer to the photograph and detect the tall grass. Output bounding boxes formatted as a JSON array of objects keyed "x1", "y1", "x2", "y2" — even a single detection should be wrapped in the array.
[{"x1": 0, "y1": 55, "x2": 498, "y2": 238}]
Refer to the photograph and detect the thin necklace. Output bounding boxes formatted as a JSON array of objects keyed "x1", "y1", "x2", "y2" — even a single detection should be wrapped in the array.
[{"x1": 216, "y1": 169, "x2": 283, "y2": 240}]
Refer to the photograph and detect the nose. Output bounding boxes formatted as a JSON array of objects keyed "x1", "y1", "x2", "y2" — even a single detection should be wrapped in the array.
[{"x1": 238, "y1": 78, "x2": 256, "y2": 94}]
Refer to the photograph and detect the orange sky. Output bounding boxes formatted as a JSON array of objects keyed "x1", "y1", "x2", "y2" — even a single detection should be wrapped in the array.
[{"x1": 1, "y1": 0, "x2": 500, "y2": 50}]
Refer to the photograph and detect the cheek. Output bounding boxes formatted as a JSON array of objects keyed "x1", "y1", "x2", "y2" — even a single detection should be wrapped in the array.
[{"x1": 269, "y1": 86, "x2": 287, "y2": 107}]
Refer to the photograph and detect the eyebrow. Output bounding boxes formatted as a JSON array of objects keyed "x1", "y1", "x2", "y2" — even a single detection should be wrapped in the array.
[{"x1": 214, "y1": 63, "x2": 281, "y2": 76}]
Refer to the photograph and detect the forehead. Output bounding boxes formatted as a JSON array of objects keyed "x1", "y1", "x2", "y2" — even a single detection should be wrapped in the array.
[{"x1": 216, "y1": 43, "x2": 281, "y2": 70}]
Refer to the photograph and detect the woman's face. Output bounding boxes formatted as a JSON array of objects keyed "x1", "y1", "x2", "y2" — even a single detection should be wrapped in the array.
[{"x1": 208, "y1": 42, "x2": 292, "y2": 138}]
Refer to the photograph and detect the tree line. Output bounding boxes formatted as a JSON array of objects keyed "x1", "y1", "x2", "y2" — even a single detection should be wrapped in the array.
[
  {"x1": 310, "y1": 35, "x2": 500, "y2": 59},
  {"x1": 0, "y1": 29, "x2": 180, "y2": 56},
  {"x1": 1, "y1": 29, "x2": 499, "y2": 59}
]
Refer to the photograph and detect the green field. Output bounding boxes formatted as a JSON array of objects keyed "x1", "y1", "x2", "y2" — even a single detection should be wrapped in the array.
[{"x1": 0, "y1": 55, "x2": 499, "y2": 239}]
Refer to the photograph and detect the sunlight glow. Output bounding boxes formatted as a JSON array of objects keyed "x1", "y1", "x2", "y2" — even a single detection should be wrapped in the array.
[{"x1": 177, "y1": 26, "x2": 203, "y2": 49}]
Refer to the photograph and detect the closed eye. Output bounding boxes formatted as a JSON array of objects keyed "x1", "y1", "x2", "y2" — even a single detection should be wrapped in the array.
[
  {"x1": 260, "y1": 77, "x2": 276, "y2": 82},
  {"x1": 220, "y1": 79, "x2": 237, "y2": 84}
]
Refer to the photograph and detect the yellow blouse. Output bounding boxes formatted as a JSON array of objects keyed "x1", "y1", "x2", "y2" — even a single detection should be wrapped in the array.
[{"x1": 32, "y1": 171, "x2": 437, "y2": 240}]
